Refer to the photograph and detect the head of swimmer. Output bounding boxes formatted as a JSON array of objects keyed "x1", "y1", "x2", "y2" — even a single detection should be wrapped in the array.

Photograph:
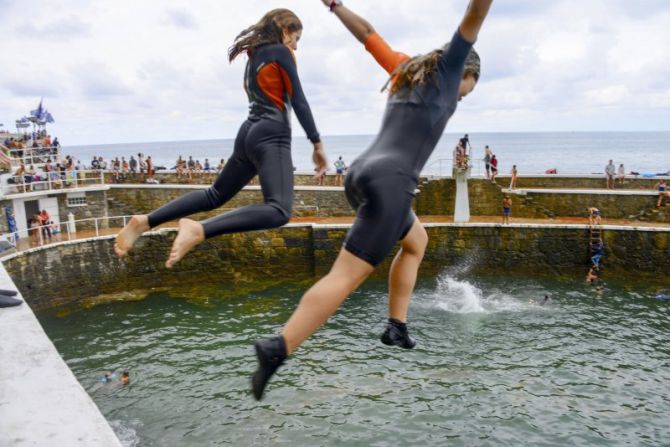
[
  {"x1": 229, "y1": 9, "x2": 303, "y2": 61},
  {"x1": 388, "y1": 46, "x2": 480, "y2": 100},
  {"x1": 458, "y1": 48, "x2": 480, "y2": 100}
]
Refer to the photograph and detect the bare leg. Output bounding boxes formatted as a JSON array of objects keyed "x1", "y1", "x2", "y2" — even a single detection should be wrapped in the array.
[
  {"x1": 165, "y1": 218, "x2": 205, "y2": 268},
  {"x1": 387, "y1": 219, "x2": 428, "y2": 323},
  {"x1": 114, "y1": 215, "x2": 150, "y2": 257},
  {"x1": 282, "y1": 248, "x2": 374, "y2": 354}
]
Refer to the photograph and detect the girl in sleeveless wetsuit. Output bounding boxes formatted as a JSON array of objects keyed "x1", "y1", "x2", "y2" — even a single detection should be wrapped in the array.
[{"x1": 252, "y1": 0, "x2": 493, "y2": 400}]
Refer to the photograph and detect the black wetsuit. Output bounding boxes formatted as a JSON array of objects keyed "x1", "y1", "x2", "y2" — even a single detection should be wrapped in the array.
[
  {"x1": 344, "y1": 30, "x2": 473, "y2": 266},
  {"x1": 147, "y1": 43, "x2": 320, "y2": 237}
]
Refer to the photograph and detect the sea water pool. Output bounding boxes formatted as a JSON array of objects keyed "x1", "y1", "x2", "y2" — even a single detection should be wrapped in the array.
[{"x1": 37, "y1": 274, "x2": 670, "y2": 446}]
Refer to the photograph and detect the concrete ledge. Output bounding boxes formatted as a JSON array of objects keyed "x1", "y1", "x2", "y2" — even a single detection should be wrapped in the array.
[
  {"x1": 0, "y1": 263, "x2": 122, "y2": 447},
  {"x1": 503, "y1": 188, "x2": 658, "y2": 196},
  {"x1": 1, "y1": 185, "x2": 111, "y2": 200},
  {"x1": 109, "y1": 183, "x2": 345, "y2": 192}
]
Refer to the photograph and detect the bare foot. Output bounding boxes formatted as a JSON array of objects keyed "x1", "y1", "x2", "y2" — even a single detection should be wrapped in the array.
[
  {"x1": 165, "y1": 218, "x2": 205, "y2": 268},
  {"x1": 114, "y1": 215, "x2": 150, "y2": 257}
]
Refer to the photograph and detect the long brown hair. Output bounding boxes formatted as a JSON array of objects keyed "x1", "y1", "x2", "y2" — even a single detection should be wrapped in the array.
[
  {"x1": 228, "y1": 9, "x2": 302, "y2": 62},
  {"x1": 384, "y1": 45, "x2": 480, "y2": 95}
]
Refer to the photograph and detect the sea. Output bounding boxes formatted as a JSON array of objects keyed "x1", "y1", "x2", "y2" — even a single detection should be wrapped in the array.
[
  {"x1": 67, "y1": 132, "x2": 669, "y2": 177},
  {"x1": 38, "y1": 274, "x2": 670, "y2": 446}
]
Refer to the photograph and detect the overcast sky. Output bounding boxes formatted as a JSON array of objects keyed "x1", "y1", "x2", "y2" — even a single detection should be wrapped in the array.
[{"x1": 1, "y1": 0, "x2": 669, "y2": 145}]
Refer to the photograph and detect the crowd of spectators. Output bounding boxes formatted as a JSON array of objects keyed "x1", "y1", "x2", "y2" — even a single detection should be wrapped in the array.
[{"x1": 173, "y1": 155, "x2": 224, "y2": 180}]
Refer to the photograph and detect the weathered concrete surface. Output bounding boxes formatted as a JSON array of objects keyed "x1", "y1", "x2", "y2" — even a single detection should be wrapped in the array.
[{"x1": 0, "y1": 263, "x2": 122, "y2": 447}]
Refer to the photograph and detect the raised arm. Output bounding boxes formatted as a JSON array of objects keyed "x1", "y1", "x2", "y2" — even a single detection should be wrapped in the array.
[
  {"x1": 459, "y1": 0, "x2": 493, "y2": 43},
  {"x1": 321, "y1": 0, "x2": 409, "y2": 75},
  {"x1": 321, "y1": 0, "x2": 374, "y2": 44}
]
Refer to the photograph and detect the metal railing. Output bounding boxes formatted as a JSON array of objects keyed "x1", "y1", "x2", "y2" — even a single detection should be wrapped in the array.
[
  {"x1": 1, "y1": 214, "x2": 133, "y2": 250},
  {"x1": 4, "y1": 145, "x2": 60, "y2": 167},
  {"x1": 0, "y1": 205, "x2": 322, "y2": 253},
  {"x1": 3, "y1": 170, "x2": 106, "y2": 195}
]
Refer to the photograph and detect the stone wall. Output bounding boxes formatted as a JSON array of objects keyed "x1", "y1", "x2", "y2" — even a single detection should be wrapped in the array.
[
  {"x1": 511, "y1": 176, "x2": 664, "y2": 190},
  {"x1": 4, "y1": 226, "x2": 315, "y2": 310},
  {"x1": 58, "y1": 190, "x2": 109, "y2": 230},
  {"x1": 415, "y1": 178, "x2": 669, "y2": 222},
  {"x1": 105, "y1": 172, "x2": 350, "y2": 187},
  {"x1": 108, "y1": 172, "x2": 666, "y2": 190},
  {"x1": 5, "y1": 224, "x2": 669, "y2": 310},
  {"x1": 106, "y1": 186, "x2": 354, "y2": 219}
]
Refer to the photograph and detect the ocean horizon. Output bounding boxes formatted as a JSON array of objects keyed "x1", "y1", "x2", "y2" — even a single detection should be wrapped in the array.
[{"x1": 66, "y1": 131, "x2": 670, "y2": 177}]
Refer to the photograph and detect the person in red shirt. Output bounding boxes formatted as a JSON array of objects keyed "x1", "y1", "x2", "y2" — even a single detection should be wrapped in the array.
[{"x1": 39, "y1": 209, "x2": 52, "y2": 241}]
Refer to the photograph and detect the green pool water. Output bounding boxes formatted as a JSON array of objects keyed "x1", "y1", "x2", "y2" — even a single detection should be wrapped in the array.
[{"x1": 37, "y1": 274, "x2": 670, "y2": 446}]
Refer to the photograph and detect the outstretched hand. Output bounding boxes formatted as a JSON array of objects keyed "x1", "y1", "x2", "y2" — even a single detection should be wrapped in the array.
[
  {"x1": 320, "y1": 0, "x2": 330, "y2": 6},
  {"x1": 312, "y1": 142, "x2": 328, "y2": 178}
]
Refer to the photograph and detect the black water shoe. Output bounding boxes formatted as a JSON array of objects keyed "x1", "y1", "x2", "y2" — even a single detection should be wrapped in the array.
[
  {"x1": 0, "y1": 295, "x2": 22, "y2": 308},
  {"x1": 252, "y1": 336, "x2": 287, "y2": 400},
  {"x1": 0, "y1": 289, "x2": 18, "y2": 296},
  {"x1": 380, "y1": 318, "x2": 416, "y2": 349}
]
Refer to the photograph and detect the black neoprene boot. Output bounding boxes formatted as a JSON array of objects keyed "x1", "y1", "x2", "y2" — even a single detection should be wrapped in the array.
[
  {"x1": 252, "y1": 335, "x2": 287, "y2": 400},
  {"x1": 380, "y1": 318, "x2": 416, "y2": 349}
]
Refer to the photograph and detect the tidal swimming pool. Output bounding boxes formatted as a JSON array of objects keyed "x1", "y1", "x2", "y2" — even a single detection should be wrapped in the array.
[{"x1": 37, "y1": 274, "x2": 670, "y2": 446}]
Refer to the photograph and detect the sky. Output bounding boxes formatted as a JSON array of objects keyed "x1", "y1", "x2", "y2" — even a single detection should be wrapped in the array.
[{"x1": 1, "y1": 0, "x2": 669, "y2": 145}]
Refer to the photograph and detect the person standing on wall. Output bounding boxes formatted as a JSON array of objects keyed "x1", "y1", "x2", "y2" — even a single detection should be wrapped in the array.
[
  {"x1": 605, "y1": 159, "x2": 616, "y2": 189},
  {"x1": 490, "y1": 153, "x2": 498, "y2": 183},
  {"x1": 483, "y1": 145, "x2": 492, "y2": 179}
]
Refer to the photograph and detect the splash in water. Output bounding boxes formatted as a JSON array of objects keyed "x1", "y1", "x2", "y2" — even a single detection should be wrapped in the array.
[
  {"x1": 431, "y1": 275, "x2": 487, "y2": 313},
  {"x1": 426, "y1": 274, "x2": 539, "y2": 314}
]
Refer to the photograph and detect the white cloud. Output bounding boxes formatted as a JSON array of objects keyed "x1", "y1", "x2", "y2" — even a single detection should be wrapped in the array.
[{"x1": 0, "y1": 0, "x2": 669, "y2": 145}]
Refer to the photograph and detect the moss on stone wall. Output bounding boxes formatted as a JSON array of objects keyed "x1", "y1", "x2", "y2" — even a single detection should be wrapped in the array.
[
  {"x1": 4, "y1": 224, "x2": 669, "y2": 310},
  {"x1": 415, "y1": 178, "x2": 669, "y2": 222},
  {"x1": 106, "y1": 187, "x2": 354, "y2": 219}
]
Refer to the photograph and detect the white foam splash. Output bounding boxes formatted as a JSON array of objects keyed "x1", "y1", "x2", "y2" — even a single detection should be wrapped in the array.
[
  {"x1": 109, "y1": 419, "x2": 141, "y2": 447},
  {"x1": 431, "y1": 275, "x2": 486, "y2": 313},
  {"x1": 427, "y1": 274, "x2": 536, "y2": 314}
]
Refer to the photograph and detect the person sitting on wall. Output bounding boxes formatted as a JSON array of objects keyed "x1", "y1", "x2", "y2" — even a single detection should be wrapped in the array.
[{"x1": 588, "y1": 207, "x2": 601, "y2": 225}]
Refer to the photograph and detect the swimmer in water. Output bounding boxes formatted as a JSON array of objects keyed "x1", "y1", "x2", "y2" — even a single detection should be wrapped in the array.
[
  {"x1": 120, "y1": 371, "x2": 130, "y2": 385},
  {"x1": 251, "y1": 0, "x2": 493, "y2": 400}
]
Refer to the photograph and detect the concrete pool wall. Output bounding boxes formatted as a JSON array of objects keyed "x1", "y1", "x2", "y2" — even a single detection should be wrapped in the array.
[{"x1": 4, "y1": 222, "x2": 669, "y2": 311}]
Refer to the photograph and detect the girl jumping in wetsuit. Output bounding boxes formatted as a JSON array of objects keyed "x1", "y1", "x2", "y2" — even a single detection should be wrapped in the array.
[
  {"x1": 252, "y1": 0, "x2": 493, "y2": 400},
  {"x1": 115, "y1": 9, "x2": 328, "y2": 267}
]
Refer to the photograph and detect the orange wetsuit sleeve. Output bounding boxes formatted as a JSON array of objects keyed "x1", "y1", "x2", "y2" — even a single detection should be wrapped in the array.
[{"x1": 364, "y1": 32, "x2": 410, "y2": 74}]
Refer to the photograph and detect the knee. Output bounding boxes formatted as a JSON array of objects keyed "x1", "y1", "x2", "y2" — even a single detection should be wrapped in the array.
[
  {"x1": 403, "y1": 227, "x2": 428, "y2": 257},
  {"x1": 204, "y1": 187, "x2": 225, "y2": 208},
  {"x1": 268, "y1": 204, "x2": 291, "y2": 227},
  {"x1": 416, "y1": 228, "x2": 429, "y2": 253}
]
